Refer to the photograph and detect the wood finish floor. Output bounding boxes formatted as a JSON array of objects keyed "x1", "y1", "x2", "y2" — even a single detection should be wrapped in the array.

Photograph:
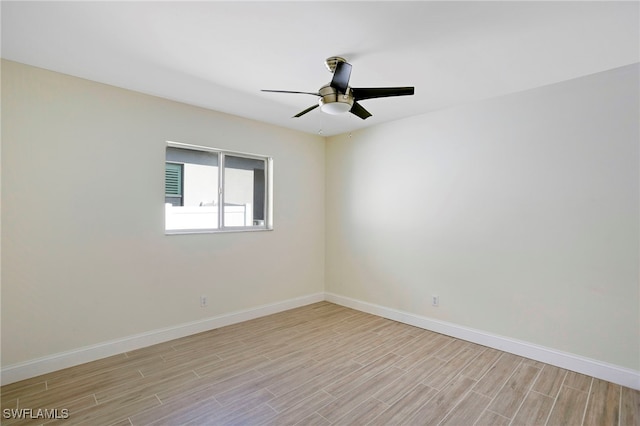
[{"x1": 1, "y1": 302, "x2": 638, "y2": 425}]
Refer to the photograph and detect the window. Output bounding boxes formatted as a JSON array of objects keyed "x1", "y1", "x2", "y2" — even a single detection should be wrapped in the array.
[{"x1": 164, "y1": 142, "x2": 272, "y2": 233}]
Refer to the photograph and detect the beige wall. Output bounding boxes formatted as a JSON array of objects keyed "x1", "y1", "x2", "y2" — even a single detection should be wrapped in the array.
[
  {"x1": 326, "y1": 64, "x2": 639, "y2": 371},
  {"x1": 1, "y1": 60, "x2": 325, "y2": 365},
  {"x1": 2, "y1": 59, "x2": 638, "y2": 376}
]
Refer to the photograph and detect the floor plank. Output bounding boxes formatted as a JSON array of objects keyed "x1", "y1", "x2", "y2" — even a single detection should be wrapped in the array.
[
  {"x1": 547, "y1": 384, "x2": 589, "y2": 426},
  {"x1": 440, "y1": 390, "x2": 491, "y2": 425},
  {"x1": 403, "y1": 375, "x2": 477, "y2": 425},
  {"x1": 532, "y1": 364, "x2": 567, "y2": 398},
  {"x1": 620, "y1": 386, "x2": 640, "y2": 426},
  {"x1": 486, "y1": 363, "x2": 540, "y2": 418},
  {"x1": 369, "y1": 383, "x2": 438, "y2": 425},
  {"x1": 511, "y1": 390, "x2": 555, "y2": 425},
  {"x1": 583, "y1": 378, "x2": 620, "y2": 426}
]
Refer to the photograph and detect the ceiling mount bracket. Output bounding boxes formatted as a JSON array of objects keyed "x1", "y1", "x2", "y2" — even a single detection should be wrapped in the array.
[{"x1": 325, "y1": 56, "x2": 347, "y2": 73}]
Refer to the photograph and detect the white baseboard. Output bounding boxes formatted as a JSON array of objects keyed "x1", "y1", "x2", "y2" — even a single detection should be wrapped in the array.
[
  {"x1": 1, "y1": 293, "x2": 324, "y2": 386},
  {"x1": 4, "y1": 291, "x2": 638, "y2": 391},
  {"x1": 325, "y1": 292, "x2": 640, "y2": 391}
]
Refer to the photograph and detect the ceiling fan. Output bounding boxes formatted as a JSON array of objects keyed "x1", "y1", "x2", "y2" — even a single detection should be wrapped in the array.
[{"x1": 262, "y1": 56, "x2": 415, "y2": 120}]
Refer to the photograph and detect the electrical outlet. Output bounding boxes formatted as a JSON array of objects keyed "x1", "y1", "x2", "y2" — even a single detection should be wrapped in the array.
[
  {"x1": 432, "y1": 295, "x2": 439, "y2": 307},
  {"x1": 200, "y1": 295, "x2": 208, "y2": 307}
]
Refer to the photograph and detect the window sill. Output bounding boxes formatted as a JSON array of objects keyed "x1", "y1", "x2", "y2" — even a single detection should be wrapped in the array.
[{"x1": 165, "y1": 227, "x2": 273, "y2": 235}]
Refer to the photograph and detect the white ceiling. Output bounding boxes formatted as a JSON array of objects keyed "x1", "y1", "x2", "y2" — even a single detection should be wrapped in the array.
[{"x1": 2, "y1": 1, "x2": 639, "y2": 136}]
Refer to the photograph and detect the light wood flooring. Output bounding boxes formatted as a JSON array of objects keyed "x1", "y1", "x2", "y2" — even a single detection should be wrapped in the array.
[{"x1": 1, "y1": 302, "x2": 638, "y2": 425}]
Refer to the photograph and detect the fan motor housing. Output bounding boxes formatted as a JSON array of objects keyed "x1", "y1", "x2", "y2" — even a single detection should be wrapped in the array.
[{"x1": 318, "y1": 84, "x2": 353, "y2": 114}]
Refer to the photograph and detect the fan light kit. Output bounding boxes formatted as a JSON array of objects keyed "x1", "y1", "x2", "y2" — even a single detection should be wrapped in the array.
[
  {"x1": 262, "y1": 56, "x2": 415, "y2": 120},
  {"x1": 319, "y1": 84, "x2": 353, "y2": 114}
]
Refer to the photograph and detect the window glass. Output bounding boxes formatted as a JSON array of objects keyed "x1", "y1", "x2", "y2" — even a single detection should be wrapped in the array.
[{"x1": 224, "y1": 155, "x2": 266, "y2": 227}]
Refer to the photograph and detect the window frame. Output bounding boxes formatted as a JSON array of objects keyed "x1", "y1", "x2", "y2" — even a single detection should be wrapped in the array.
[{"x1": 165, "y1": 141, "x2": 273, "y2": 235}]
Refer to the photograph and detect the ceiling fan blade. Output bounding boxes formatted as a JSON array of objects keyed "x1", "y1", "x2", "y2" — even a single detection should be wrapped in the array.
[
  {"x1": 330, "y1": 61, "x2": 352, "y2": 94},
  {"x1": 350, "y1": 102, "x2": 372, "y2": 120},
  {"x1": 262, "y1": 90, "x2": 320, "y2": 96},
  {"x1": 351, "y1": 87, "x2": 415, "y2": 101},
  {"x1": 293, "y1": 104, "x2": 319, "y2": 118}
]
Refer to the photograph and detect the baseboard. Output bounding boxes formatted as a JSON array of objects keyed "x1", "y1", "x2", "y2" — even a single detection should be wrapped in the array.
[
  {"x1": 325, "y1": 292, "x2": 640, "y2": 390},
  {"x1": 0, "y1": 292, "x2": 324, "y2": 386},
  {"x1": 4, "y1": 291, "x2": 638, "y2": 390}
]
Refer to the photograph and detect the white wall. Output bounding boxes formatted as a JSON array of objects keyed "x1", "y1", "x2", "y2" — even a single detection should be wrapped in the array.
[
  {"x1": 2, "y1": 59, "x2": 638, "y2": 382},
  {"x1": 326, "y1": 64, "x2": 639, "y2": 371},
  {"x1": 1, "y1": 60, "x2": 325, "y2": 366}
]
